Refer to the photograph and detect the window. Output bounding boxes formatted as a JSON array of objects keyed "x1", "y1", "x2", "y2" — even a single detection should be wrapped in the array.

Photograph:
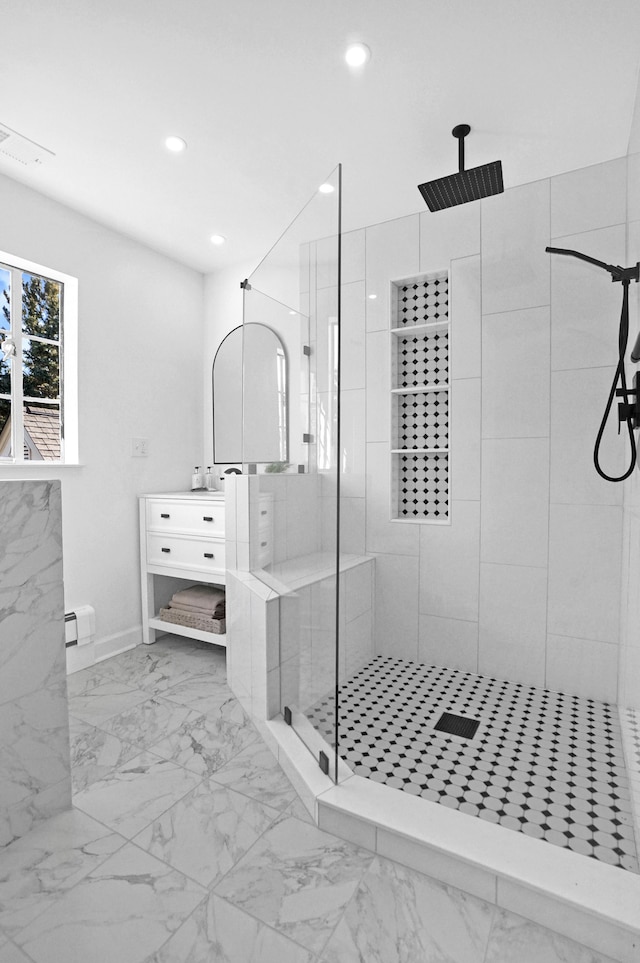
[{"x1": 0, "y1": 251, "x2": 77, "y2": 464}]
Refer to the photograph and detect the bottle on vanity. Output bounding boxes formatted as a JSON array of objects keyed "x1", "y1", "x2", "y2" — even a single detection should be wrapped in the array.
[
  {"x1": 205, "y1": 467, "x2": 216, "y2": 491},
  {"x1": 191, "y1": 466, "x2": 204, "y2": 491}
]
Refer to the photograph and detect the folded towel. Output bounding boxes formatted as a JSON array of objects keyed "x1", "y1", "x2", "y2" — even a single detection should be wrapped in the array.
[
  {"x1": 171, "y1": 585, "x2": 225, "y2": 613},
  {"x1": 169, "y1": 601, "x2": 225, "y2": 618}
]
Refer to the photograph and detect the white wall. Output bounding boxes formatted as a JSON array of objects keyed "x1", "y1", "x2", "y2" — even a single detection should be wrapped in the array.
[{"x1": 0, "y1": 173, "x2": 205, "y2": 658}]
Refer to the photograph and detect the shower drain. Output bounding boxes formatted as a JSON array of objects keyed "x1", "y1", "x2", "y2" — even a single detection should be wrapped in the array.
[{"x1": 434, "y1": 711, "x2": 480, "y2": 740}]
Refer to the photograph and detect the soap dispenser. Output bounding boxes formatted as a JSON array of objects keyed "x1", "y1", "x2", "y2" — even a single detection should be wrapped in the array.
[
  {"x1": 191, "y1": 466, "x2": 204, "y2": 491},
  {"x1": 205, "y1": 466, "x2": 215, "y2": 491}
]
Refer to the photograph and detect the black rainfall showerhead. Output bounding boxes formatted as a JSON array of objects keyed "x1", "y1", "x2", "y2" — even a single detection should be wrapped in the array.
[{"x1": 418, "y1": 124, "x2": 504, "y2": 212}]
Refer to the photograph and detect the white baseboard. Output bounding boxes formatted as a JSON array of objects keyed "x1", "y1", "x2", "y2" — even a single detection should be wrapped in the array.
[{"x1": 66, "y1": 625, "x2": 141, "y2": 674}]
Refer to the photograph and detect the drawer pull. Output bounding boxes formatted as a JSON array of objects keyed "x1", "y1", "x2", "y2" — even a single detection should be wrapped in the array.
[
  {"x1": 160, "y1": 513, "x2": 170, "y2": 518},
  {"x1": 203, "y1": 516, "x2": 214, "y2": 522},
  {"x1": 260, "y1": 510, "x2": 267, "y2": 516},
  {"x1": 161, "y1": 547, "x2": 171, "y2": 553},
  {"x1": 204, "y1": 552, "x2": 215, "y2": 559},
  {"x1": 261, "y1": 541, "x2": 267, "y2": 548}
]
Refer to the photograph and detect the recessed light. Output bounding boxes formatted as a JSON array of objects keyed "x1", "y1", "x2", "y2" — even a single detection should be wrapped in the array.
[
  {"x1": 210, "y1": 234, "x2": 226, "y2": 245},
  {"x1": 345, "y1": 43, "x2": 371, "y2": 67},
  {"x1": 165, "y1": 135, "x2": 187, "y2": 152},
  {"x1": 368, "y1": 293, "x2": 377, "y2": 300},
  {"x1": 318, "y1": 183, "x2": 335, "y2": 194}
]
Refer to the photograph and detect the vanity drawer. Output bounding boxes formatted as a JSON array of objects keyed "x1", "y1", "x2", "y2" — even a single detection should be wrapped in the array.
[
  {"x1": 147, "y1": 499, "x2": 225, "y2": 537},
  {"x1": 147, "y1": 533, "x2": 225, "y2": 573}
]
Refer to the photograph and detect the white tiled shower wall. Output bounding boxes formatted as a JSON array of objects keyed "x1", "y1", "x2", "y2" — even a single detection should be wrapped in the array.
[{"x1": 339, "y1": 153, "x2": 640, "y2": 706}]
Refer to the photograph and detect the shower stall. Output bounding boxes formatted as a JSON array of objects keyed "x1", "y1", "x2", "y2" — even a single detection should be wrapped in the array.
[{"x1": 224, "y1": 151, "x2": 640, "y2": 956}]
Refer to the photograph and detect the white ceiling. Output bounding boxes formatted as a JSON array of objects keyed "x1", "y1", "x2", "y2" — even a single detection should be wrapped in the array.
[{"x1": 2, "y1": 0, "x2": 640, "y2": 275}]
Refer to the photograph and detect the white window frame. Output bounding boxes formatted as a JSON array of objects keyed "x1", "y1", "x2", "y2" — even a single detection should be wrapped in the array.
[{"x1": 0, "y1": 250, "x2": 78, "y2": 465}]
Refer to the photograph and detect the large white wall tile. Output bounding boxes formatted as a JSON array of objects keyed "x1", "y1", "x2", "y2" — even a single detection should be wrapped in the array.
[
  {"x1": 341, "y1": 229, "x2": 365, "y2": 283},
  {"x1": 340, "y1": 389, "x2": 366, "y2": 499},
  {"x1": 418, "y1": 614, "x2": 478, "y2": 673},
  {"x1": 550, "y1": 223, "x2": 626, "y2": 371},
  {"x1": 619, "y1": 644, "x2": 640, "y2": 709},
  {"x1": 450, "y1": 255, "x2": 481, "y2": 380},
  {"x1": 366, "y1": 443, "x2": 419, "y2": 557},
  {"x1": 550, "y1": 367, "x2": 624, "y2": 505},
  {"x1": 480, "y1": 438, "x2": 549, "y2": 567},
  {"x1": 479, "y1": 563, "x2": 547, "y2": 687},
  {"x1": 338, "y1": 496, "x2": 366, "y2": 555},
  {"x1": 450, "y1": 378, "x2": 481, "y2": 501},
  {"x1": 482, "y1": 306, "x2": 550, "y2": 439},
  {"x1": 340, "y1": 282, "x2": 366, "y2": 391},
  {"x1": 366, "y1": 331, "x2": 390, "y2": 444},
  {"x1": 545, "y1": 634, "x2": 618, "y2": 702},
  {"x1": 419, "y1": 203, "x2": 480, "y2": 272},
  {"x1": 419, "y1": 500, "x2": 480, "y2": 621},
  {"x1": 365, "y1": 216, "x2": 420, "y2": 332},
  {"x1": 481, "y1": 179, "x2": 550, "y2": 316},
  {"x1": 547, "y1": 503, "x2": 623, "y2": 644},
  {"x1": 345, "y1": 561, "x2": 373, "y2": 623},
  {"x1": 550, "y1": 157, "x2": 627, "y2": 237},
  {"x1": 373, "y1": 553, "x2": 419, "y2": 660},
  {"x1": 628, "y1": 152, "x2": 640, "y2": 223}
]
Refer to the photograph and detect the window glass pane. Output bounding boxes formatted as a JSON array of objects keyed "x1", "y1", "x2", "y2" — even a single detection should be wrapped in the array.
[
  {"x1": 23, "y1": 339, "x2": 59, "y2": 402},
  {"x1": 0, "y1": 267, "x2": 10, "y2": 332},
  {"x1": 0, "y1": 263, "x2": 11, "y2": 448},
  {"x1": 23, "y1": 401, "x2": 60, "y2": 461},
  {"x1": 22, "y1": 272, "x2": 61, "y2": 341}
]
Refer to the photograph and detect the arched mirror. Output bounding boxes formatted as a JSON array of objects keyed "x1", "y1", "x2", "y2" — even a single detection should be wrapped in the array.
[{"x1": 212, "y1": 323, "x2": 288, "y2": 464}]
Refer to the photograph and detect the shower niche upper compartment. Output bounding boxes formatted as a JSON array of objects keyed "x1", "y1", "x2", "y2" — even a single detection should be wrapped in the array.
[{"x1": 390, "y1": 271, "x2": 450, "y2": 523}]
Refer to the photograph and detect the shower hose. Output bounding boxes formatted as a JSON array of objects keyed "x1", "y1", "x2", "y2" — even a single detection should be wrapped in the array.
[{"x1": 594, "y1": 278, "x2": 637, "y2": 482}]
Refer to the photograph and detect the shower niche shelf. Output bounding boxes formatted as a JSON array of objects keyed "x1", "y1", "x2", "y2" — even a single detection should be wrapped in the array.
[{"x1": 390, "y1": 271, "x2": 450, "y2": 524}]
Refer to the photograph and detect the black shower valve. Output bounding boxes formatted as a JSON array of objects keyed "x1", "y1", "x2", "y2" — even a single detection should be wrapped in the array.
[{"x1": 616, "y1": 373, "x2": 640, "y2": 429}]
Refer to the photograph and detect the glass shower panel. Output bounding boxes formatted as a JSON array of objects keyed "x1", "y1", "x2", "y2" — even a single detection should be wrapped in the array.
[{"x1": 241, "y1": 165, "x2": 342, "y2": 780}]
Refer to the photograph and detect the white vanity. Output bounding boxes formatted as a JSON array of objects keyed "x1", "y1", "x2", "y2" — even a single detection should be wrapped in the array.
[{"x1": 139, "y1": 490, "x2": 226, "y2": 646}]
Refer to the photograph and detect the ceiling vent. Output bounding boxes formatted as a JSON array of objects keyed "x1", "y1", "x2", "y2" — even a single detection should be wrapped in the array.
[{"x1": 0, "y1": 123, "x2": 55, "y2": 166}]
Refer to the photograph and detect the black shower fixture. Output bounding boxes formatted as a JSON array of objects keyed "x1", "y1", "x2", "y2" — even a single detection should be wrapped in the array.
[
  {"x1": 546, "y1": 246, "x2": 640, "y2": 482},
  {"x1": 418, "y1": 124, "x2": 504, "y2": 212}
]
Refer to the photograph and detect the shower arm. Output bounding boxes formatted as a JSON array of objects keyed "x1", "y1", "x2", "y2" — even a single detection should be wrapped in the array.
[
  {"x1": 545, "y1": 246, "x2": 640, "y2": 284},
  {"x1": 546, "y1": 246, "x2": 640, "y2": 364}
]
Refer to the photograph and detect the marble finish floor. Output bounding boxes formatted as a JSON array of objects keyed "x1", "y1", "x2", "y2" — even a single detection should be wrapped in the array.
[
  {"x1": 0, "y1": 636, "x2": 625, "y2": 962},
  {"x1": 307, "y1": 657, "x2": 639, "y2": 873}
]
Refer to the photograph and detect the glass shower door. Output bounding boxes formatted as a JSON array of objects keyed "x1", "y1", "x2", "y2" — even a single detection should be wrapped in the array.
[{"x1": 241, "y1": 165, "x2": 342, "y2": 780}]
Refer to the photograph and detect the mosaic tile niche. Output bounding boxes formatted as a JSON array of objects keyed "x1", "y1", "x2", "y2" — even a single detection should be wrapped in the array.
[{"x1": 391, "y1": 271, "x2": 449, "y2": 522}]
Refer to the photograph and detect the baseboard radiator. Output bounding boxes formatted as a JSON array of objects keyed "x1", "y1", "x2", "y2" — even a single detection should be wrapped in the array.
[{"x1": 64, "y1": 605, "x2": 95, "y2": 648}]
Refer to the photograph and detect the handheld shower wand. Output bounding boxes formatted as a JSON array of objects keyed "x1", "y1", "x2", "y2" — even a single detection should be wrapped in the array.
[{"x1": 545, "y1": 246, "x2": 640, "y2": 482}]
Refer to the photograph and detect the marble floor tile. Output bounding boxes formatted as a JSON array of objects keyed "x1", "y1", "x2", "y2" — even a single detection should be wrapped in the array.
[
  {"x1": 67, "y1": 679, "x2": 150, "y2": 726},
  {"x1": 0, "y1": 809, "x2": 125, "y2": 937},
  {"x1": 319, "y1": 855, "x2": 494, "y2": 963},
  {"x1": 66, "y1": 659, "x2": 126, "y2": 698},
  {"x1": 484, "y1": 908, "x2": 619, "y2": 963},
  {"x1": 132, "y1": 779, "x2": 280, "y2": 887},
  {"x1": 68, "y1": 717, "x2": 144, "y2": 793},
  {"x1": 72, "y1": 751, "x2": 201, "y2": 839},
  {"x1": 211, "y1": 739, "x2": 300, "y2": 812},
  {"x1": 96, "y1": 695, "x2": 203, "y2": 752},
  {"x1": 148, "y1": 696, "x2": 260, "y2": 777},
  {"x1": 214, "y1": 814, "x2": 375, "y2": 956},
  {"x1": 0, "y1": 941, "x2": 32, "y2": 963},
  {"x1": 147, "y1": 893, "x2": 316, "y2": 963},
  {"x1": 108, "y1": 639, "x2": 227, "y2": 693},
  {"x1": 161, "y1": 676, "x2": 236, "y2": 714},
  {"x1": 14, "y1": 842, "x2": 206, "y2": 963}
]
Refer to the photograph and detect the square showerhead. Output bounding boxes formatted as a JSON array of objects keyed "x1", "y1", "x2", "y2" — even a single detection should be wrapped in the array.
[{"x1": 418, "y1": 160, "x2": 504, "y2": 212}]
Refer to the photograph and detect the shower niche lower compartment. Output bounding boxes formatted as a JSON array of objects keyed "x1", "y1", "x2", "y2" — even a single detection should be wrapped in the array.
[{"x1": 390, "y1": 270, "x2": 450, "y2": 523}]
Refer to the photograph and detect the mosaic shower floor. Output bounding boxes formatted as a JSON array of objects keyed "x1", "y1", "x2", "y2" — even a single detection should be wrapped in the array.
[{"x1": 306, "y1": 657, "x2": 639, "y2": 874}]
